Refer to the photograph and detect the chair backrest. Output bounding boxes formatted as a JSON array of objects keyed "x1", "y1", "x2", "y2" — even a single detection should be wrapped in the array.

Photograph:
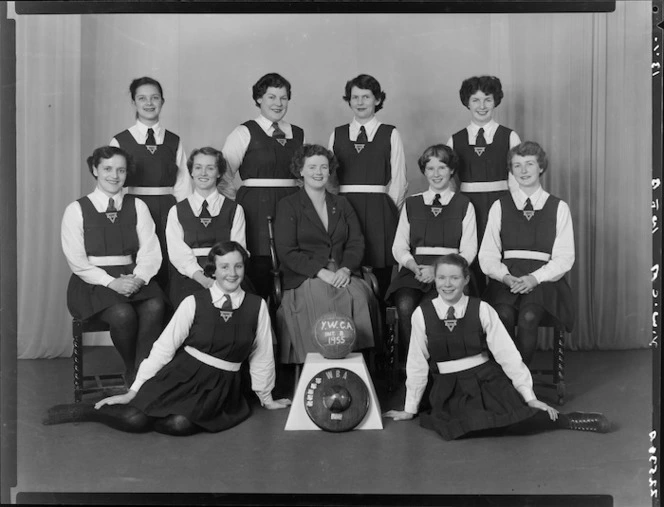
[{"x1": 267, "y1": 215, "x2": 279, "y2": 272}]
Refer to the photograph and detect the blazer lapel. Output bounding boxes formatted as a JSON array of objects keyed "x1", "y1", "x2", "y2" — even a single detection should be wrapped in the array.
[
  {"x1": 326, "y1": 192, "x2": 341, "y2": 236},
  {"x1": 299, "y1": 189, "x2": 327, "y2": 234}
]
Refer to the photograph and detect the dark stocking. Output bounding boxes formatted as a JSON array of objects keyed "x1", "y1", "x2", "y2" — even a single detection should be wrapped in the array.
[
  {"x1": 153, "y1": 415, "x2": 201, "y2": 436},
  {"x1": 393, "y1": 288, "x2": 433, "y2": 360},
  {"x1": 493, "y1": 303, "x2": 517, "y2": 339},
  {"x1": 461, "y1": 411, "x2": 560, "y2": 438},
  {"x1": 516, "y1": 304, "x2": 546, "y2": 365},
  {"x1": 43, "y1": 403, "x2": 153, "y2": 433},
  {"x1": 371, "y1": 267, "x2": 393, "y2": 302},
  {"x1": 98, "y1": 304, "x2": 138, "y2": 376},
  {"x1": 134, "y1": 297, "x2": 166, "y2": 370}
]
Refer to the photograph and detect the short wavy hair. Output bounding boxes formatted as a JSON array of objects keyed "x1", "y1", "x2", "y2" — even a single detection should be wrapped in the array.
[
  {"x1": 342, "y1": 74, "x2": 386, "y2": 113},
  {"x1": 289, "y1": 144, "x2": 339, "y2": 180},
  {"x1": 417, "y1": 144, "x2": 459, "y2": 175},
  {"x1": 86, "y1": 146, "x2": 135, "y2": 179},
  {"x1": 187, "y1": 147, "x2": 227, "y2": 185},
  {"x1": 252, "y1": 73, "x2": 292, "y2": 107},
  {"x1": 432, "y1": 253, "x2": 470, "y2": 279},
  {"x1": 507, "y1": 141, "x2": 549, "y2": 173},
  {"x1": 459, "y1": 76, "x2": 504, "y2": 108},
  {"x1": 129, "y1": 76, "x2": 164, "y2": 101},
  {"x1": 203, "y1": 241, "x2": 250, "y2": 278}
]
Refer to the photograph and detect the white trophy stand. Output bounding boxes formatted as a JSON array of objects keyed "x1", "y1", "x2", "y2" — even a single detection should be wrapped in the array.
[{"x1": 284, "y1": 352, "x2": 383, "y2": 431}]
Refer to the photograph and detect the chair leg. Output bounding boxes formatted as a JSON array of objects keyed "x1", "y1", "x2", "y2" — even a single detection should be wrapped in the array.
[
  {"x1": 293, "y1": 363, "x2": 302, "y2": 396},
  {"x1": 555, "y1": 327, "x2": 566, "y2": 406},
  {"x1": 72, "y1": 319, "x2": 83, "y2": 403},
  {"x1": 385, "y1": 307, "x2": 399, "y2": 392}
]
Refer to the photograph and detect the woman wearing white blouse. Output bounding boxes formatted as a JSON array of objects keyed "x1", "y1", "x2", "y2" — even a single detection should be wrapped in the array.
[
  {"x1": 44, "y1": 242, "x2": 290, "y2": 436},
  {"x1": 166, "y1": 147, "x2": 248, "y2": 307},
  {"x1": 383, "y1": 254, "x2": 609, "y2": 439},
  {"x1": 61, "y1": 146, "x2": 166, "y2": 382}
]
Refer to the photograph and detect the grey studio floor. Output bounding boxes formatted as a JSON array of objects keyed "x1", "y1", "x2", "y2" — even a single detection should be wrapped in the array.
[{"x1": 11, "y1": 346, "x2": 654, "y2": 506}]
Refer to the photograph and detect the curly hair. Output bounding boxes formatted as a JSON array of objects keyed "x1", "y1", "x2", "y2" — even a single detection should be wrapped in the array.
[
  {"x1": 203, "y1": 241, "x2": 250, "y2": 278},
  {"x1": 252, "y1": 73, "x2": 292, "y2": 107},
  {"x1": 417, "y1": 144, "x2": 459, "y2": 175},
  {"x1": 86, "y1": 146, "x2": 135, "y2": 179},
  {"x1": 289, "y1": 144, "x2": 339, "y2": 180},
  {"x1": 187, "y1": 147, "x2": 227, "y2": 185},
  {"x1": 507, "y1": 141, "x2": 549, "y2": 173},
  {"x1": 459, "y1": 76, "x2": 504, "y2": 108},
  {"x1": 342, "y1": 74, "x2": 386, "y2": 113}
]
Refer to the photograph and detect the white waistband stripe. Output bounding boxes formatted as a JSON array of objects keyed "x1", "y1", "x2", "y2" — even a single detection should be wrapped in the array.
[
  {"x1": 437, "y1": 352, "x2": 489, "y2": 374},
  {"x1": 184, "y1": 346, "x2": 242, "y2": 372},
  {"x1": 192, "y1": 247, "x2": 212, "y2": 257},
  {"x1": 127, "y1": 186, "x2": 174, "y2": 195},
  {"x1": 339, "y1": 185, "x2": 388, "y2": 194},
  {"x1": 503, "y1": 250, "x2": 551, "y2": 262},
  {"x1": 241, "y1": 179, "x2": 298, "y2": 188},
  {"x1": 415, "y1": 246, "x2": 459, "y2": 256},
  {"x1": 459, "y1": 181, "x2": 508, "y2": 193},
  {"x1": 87, "y1": 255, "x2": 133, "y2": 266}
]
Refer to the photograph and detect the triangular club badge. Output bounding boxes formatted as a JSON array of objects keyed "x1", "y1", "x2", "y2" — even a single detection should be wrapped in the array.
[
  {"x1": 219, "y1": 310, "x2": 233, "y2": 322},
  {"x1": 523, "y1": 210, "x2": 535, "y2": 221},
  {"x1": 474, "y1": 147, "x2": 486, "y2": 156},
  {"x1": 200, "y1": 218, "x2": 212, "y2": 228},
  {"x1": 146, "y1": 145, "x2": 157, "y2": 155},
  {"x1": 276, "y1": 139, "x2": 287, "y2": 147},
  {"x1": 431, "y1": 207, "x2": 442, "y2": 217},
  {"x1": 106, "y1": 212, "x2": 118, "y2": 223},
  {"x1": 444, "y1": 319, "x2": 457, "y2": 332},
  {"x1": 354, "y1": 144, "x2": 365, "y2": 154}
]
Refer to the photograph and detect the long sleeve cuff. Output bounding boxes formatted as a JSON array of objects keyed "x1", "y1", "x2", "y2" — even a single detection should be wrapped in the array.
[
  {"x1": 100, "y1": 274, "x2": 115, "y2": 287},
  {"x1": 256, "y1": 390, "x2": 274, "y2": 406},
  {"x1": 516, "y1": 386, "x2": 537, "y2": 403}
]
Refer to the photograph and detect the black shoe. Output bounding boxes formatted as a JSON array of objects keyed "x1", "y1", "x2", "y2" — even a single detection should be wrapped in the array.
[{"x1": 561, "y1": 412, "x2": 611, "y2": 433}]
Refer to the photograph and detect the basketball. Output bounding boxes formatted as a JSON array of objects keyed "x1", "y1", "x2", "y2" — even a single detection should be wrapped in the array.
[{"x1": 313, "y1": 312, "x2": 356, "y2": 359}]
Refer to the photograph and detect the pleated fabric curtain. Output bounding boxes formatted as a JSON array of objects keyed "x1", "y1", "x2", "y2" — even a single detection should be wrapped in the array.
[{"x1": 15, "y1": 5, "x2": 652, "y2": 358}]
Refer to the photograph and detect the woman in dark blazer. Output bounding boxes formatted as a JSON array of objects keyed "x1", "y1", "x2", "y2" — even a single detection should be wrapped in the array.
[{"x1": 274, "y1": 144, "x2": 380, "y2": 364}]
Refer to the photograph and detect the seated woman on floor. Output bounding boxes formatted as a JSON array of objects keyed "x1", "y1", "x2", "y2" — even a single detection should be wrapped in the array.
[
  {"x1": 383, "y1": 254, "x2": 610, "y2": 440},
  {"x1": 61, "y1": 146, "x2": 166, "y2": 385},
  {"x1": 274, "y1": 144, "x2": 380, "y2": 364},
  {"x1": 386, "y1": 144, "x2": 477, "y2": 360},
  {"x1": 166, "y1": 146, "x2": 251, "y2": 308},
  {"x1": 44, "y1": 241, "x2": 291, "y2": 436}
]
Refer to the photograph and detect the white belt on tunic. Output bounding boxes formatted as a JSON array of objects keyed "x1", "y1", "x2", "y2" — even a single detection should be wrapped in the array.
[
  {"x1": 192, "y1": 247, "x2": 212, "y2": 257},
  {"x1": 503, "y1": 250, "x2": 551, "y2": 262},
  {"x1": 127, "y1": 186, "x2": 174, "y2": 195},
  {"x1": 339, "y1": 184, "x2": 388, "y2": 193},
  {"x1": 88, "y1": 255, "x2": 133, "y2": 266},
  {"x1": 415, "y1": 246, "x2": 459, "y2": 256},
  {"x1": 459, "y1": 181, "x2": 508, "y2": 193},
  {"x1": 437, "y1": 352, "x2": 489, "y2": 374},
  {"x1": 184, "y1": 346, "x2": 242, "y2": 372},
  {"x1": 241, "y1": 178, "x2": 298, "y2": 188}
]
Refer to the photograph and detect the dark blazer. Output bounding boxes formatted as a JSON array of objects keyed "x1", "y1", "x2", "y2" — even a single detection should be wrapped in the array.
[{"x1": 275, "y1": 188, "x2": 365, "y2": 290}]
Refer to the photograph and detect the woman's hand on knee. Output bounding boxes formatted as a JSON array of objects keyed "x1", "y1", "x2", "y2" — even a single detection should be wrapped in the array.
[
  {"x1": 95, "y1": 390, "x2": 137, "y2": 410},
  {"x1": 382, "y1": 410, "x2": 415, "y2": 421},
  {"x1": 263, "y1": 398, "x2": 292, "y2": 410},
  {"x1": 416, "y1": 265, "x2": 435, "y2": 284},
  {"x1": 527, "y1": 399, "x2": 559, "y2": 420},
  {"x1": 108, "y1": 278, "x2": 137, "y2": 297}
]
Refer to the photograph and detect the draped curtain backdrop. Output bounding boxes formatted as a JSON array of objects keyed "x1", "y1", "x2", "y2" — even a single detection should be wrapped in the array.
[{"x1": 15, "y1": 3, "x2": 652, "y2": 358}]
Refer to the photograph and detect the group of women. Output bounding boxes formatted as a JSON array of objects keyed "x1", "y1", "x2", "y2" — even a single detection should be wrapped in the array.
[{"x1": 45, "y1": 72, "x2": 609, "y2": 440}]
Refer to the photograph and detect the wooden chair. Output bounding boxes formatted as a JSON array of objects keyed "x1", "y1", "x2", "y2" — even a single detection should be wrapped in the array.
[
  {"x1": 531, "y1": 315, "x2": 566, "y2": 406},
  {"x1": 266, "y1": 216, "x2": 385, "y2": 390},
  {"x1": 72, "y1": 317, "x2": 127, "y2": 402}
]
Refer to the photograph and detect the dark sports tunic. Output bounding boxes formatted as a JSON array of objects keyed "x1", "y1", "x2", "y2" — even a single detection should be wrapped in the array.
[
  {"x1": 131, "y1": 291, "x2": 262, "y2": 432},
  {"x1": 419, "y1": 297, "x2": 539, "y2": 440},
  {"x1": 236, "y1": 120, "x2": 304, "y2": 257},
  {"x1": 452, "y1": 125, "x2": 512, "y2": 238},
  {"x1": 66, "y1": 195, "x2": 165, "y2": 320},
  {"x1": 333, "y1": 123, "x2": 399, "y2": 268},
  {"x1": 114, "y1": 129, "x2": 180, "y2": 236},
  {"x1": 385, "y1": 192, "x2": 470, "y2": 299},
  {"x1": 483, "y1": 194, "x2": 575, "y2": 331},
  {"x1": 168, "y1": 198, "x2": 238, "y2": 307}
]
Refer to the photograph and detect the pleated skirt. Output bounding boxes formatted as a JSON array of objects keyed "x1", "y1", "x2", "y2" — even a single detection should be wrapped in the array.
[
  {"x1": 131, "y1": 349, "x2": 250, "y2": 433},
  {"x1": 420, "y1": 360, "x2": 540, "y2": 440}
]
